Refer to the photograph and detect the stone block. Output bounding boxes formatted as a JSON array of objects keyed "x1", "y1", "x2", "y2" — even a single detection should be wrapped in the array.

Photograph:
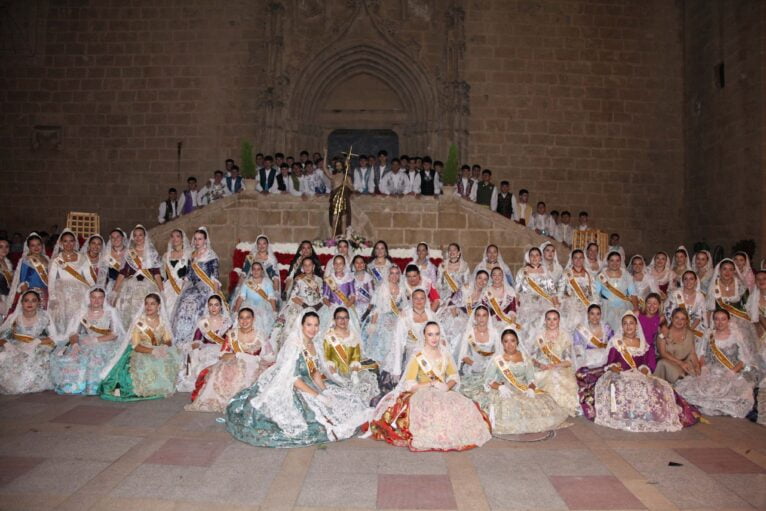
[
  {"x1": 437, "y1": 212, "x2": 467, "y2": 229},
  {"x1": 282, "y1": 210, "x2": 309, "y2": 226}
]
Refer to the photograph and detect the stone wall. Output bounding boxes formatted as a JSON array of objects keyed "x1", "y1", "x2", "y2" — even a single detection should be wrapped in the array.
[
  {"x1": 149, "y1": 182, "x2": 564, "y2": 287},
  {"x1": 1, "y1": 0, "x2": 762, "y2": 262},
  {"x1": 684, "y1": 0, "x2": 766, "y2": 262}
]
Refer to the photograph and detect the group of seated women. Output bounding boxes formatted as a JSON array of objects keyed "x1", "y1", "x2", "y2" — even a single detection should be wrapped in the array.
[{"x1": 0, "y1": 227, "x2": 764, "y2": 451}]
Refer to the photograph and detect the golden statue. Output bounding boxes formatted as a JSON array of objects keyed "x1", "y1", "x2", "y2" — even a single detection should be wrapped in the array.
[{"x1": 321, "y1": 146, "x2": 356, "y2": 237}]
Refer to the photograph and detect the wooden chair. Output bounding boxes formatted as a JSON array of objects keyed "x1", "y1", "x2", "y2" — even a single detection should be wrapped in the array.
[
  {"x1": 572, "y1": 229, "x2": 609, "y2": 260},
  {"x1": 66, "y1": 211, "x2": 100, "y2": 238}
]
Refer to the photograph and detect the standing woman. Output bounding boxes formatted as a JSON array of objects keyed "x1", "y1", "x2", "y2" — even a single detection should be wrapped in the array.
[
  {"x1": 637, "y1": 293, "x2": 662, "y2": 372},
  {"x1": 226, "y1": 310, "x2": 373, "y2": 447},
  {"x1": 368, "y1": 240, "x2": 394, "y2": 285},
  {"x1": 232, "y1": 261, "x2": 278, "y2": 334},
  {"x1": 590, "y1": 311, "x2": 698, "y2": 431},
  {"x1": 365, "y1": 265, "x2": 406, "y2": 366},
  {"x1": 0, "y1": 290, "x2": 57, "y2": 394},
  {"x1": 0, "y1": 239, "x2": 15, "y2": 320},
  {"x1": 367, "y1": 321, "x2": 491, "y2": 451},
  {"x1": 50, "y1": 286, "x2": 124, "y2": 395},
  {"x1": 708, "y1": 259, "x2": 757, "y2": 343},
  {"x1": 100, "y1": 293, "x2": 181, "y2": 401},
  {"x1": 629, "y1": 255, "x2": 658, "y2": 309},
  {"x1": 675, "y1": 309, "x2": 756, "y2": 418},
  {"x1": 323, "y1": 239, "x2": 353, "y2": 277},
  {"x1": 733, "y1": 251, "x2": 756, "y2": 291},
  {"x1": 435, "y1": 243, "x2": 472, "y2": 306},
  {"x1": 81, "y1": 235, "x2": 106, "y2": 288},
  {"x1": 176, "y1": 293, "x2": 233, "y2": 393},
  {"x1": 186, "y1": 307, "x2": 275, "y2": 413},
  {"x1": 47, "y1": 229, "x2": 91, "y2": 334},
  {"x1": 584, "y1": 243, "x2": 603, "y2": 277},
  {"x1": 321, "y1": 255, "x2": 356, "y2": 322},
  {"x1": 407, "y1": 242, "x2": 438, "y2": 284},
  {"x1": 648, "y1": 251, "x2": 673, "y2": 299},
  {"x1": 515, "y1": 247, "x2": 560, "y2": 337},
  {"x1": 171, "y1": 227, "x2": 220, "y2": 349},
  {"x1": 6, "y1": 233, "x2": 49, "y2": 313},
  {"x1": 540, "y1": 241, "x2": 564, "y2": 283},
  {"x1": 560, "y1": 249, "x2": 597, "y2": 330},
  {"x1": 161, "y1": 229, "x2": 191, "y2": 315},
  {"x1": 232, "y1": 235, "x2": 281, "y2": 304},
  {"x1": 748, "y1": 270, "x2": 766, "y2": 346},
  {"x1": 285, "y1": 240, "x2": 323, "y2": 294},
  {"x1": 694, "y1": 250, "x2": 714, "y2": 295},
  {"x1": 112, "y1": 225, "x2": 164, "y2": 328},
  {"x1": 669, "y1": 246, "x2": 693, "y2": 289},
  {"x1": 103, "y1": 228, "x2": 127, "y2": 297},
  {"x1": 530, "y1": 309, "x2": 579, "y2": 415},
  {"x1": 595, "y1": 252, "x2": 637, "y2": 332}
]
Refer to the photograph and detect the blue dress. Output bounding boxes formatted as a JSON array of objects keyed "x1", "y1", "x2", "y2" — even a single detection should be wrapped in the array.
[
  {"x1": 171, "y1": 257, "x2": 219, "y2": 349},
  {"x1": 235, "y1": 277, "x2": 276, "y2": 333}
]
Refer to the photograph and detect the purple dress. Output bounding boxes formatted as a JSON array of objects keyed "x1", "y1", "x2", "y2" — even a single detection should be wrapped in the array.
[{"x1": 638, "y1": 314, "x2": 660, "y2": 371}]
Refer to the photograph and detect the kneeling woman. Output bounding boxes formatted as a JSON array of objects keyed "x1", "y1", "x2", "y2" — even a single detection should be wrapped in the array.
[
  {"x1": 591, "y1": 311, "x2": 698, "y2": 432},
  {"x1": 0, "y1": 290, "x2": 57, "y2": 394},
  {"x1": 226, "y1": 310, "x2": 372, "y2": 447},
  {"x1": 51, "y1": 286, "x2": 124, "y2": 395},
  {"x1": 471, "y1": 329, "x2": 568, "y2": 435},
  {"x1": 187, "y1": 307, "x2": 275, "y2": 412},
  {"x1": 100, "y1": 293, "x2": 181, "y2": 401},
  {"x1": 367, "y1": 322, "x2": 492, "y2": 451}
]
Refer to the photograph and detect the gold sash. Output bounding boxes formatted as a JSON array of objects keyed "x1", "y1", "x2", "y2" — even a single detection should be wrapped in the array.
[
  {"x1": 165, "y1": 263, "x2": 182, "y2": 295},
  {"x1": 496, "y1": 358, "x2": 544, "y2": 394},
  {"x1": 1, "y1": 263, "x2": 13, "y2": 285},
  {"x1": 324, "y1": 277, "x2": 352, "y2": 307},
  {"x1": 442, "y1": 271, "x2": 459, "y2": 293},
  {"x1": 108, "y1": 253, "x2": 122, "y2": 271},
  {"x1": 135, "y1": 320, "x2": 160, "y2": 346},
  {"x1": 598, "y1": 273, "x2": 632, "y2": 303},
  {"x1": 567, "y1": 270, "x2": 591, "y2": 306},
  {"x1": 129, "y1": 250, "x2": 157, "y2": 286},
  {"x1": 525, "y1": 270, "x2": 554, "y2": 304},
  {"x1": 89, "y1": 264, "x2": 98, "y2": 284},
  {"x1": 616, "y1": 340, "x2": 637, "y2": 370},
  {"x1": 11, "y1": 329, "x2": 36, "y2": 343},
  {"x1": 246, "y1": 280, "x2": 270, "y2": 301},
  {"x1": 468, "y1": 334, "x2": 495, "y2": 357},
  {"x1": 674, "y1": 291, "x2": 703, "y2": 334},
  {"x1": 407, "y1": 328, "x2": 419, "y2": 343},
  {"x1": 487, "y1": 293, "x2": 521, "y2": 329},
  {"x1": 714, "y1": 293, "x2": 751, "y2": 321},
  {"x1": 60, "y1": 260, "x2": 90, "y2": 287},
  {"x1": 576, "y1": 324, "x2": 607, "y2": 349},
  {"x1": 302, "y1": 347, "x2": 318, "y2": 374},
  {"x1": 192, "y1": 261, "x2": 218, "y2": 293},
  {"x1": 28, "y1": 255, "x2": 49, "y2": 285},
  {"x1": 709, "y1": 335, "x2": 736, "y2": 371},
  {"x1": 537, "y1": 338, "x2": 562, "y2": 365},
  {"x1": 226, "y1": 330, "x2": 243, "y2": 353},
  {"x1": 389, "y1": 296, "x2": 400, "y2": 316},
  {"x1": 327, "y1": 335, "x2": 350, "y2": 369},
  {"x1": 415, "y1": 352, "x2": 443, "y2": 382},
  {"x1": 81, "y1": 318, "x2": 111, "y2": 336},
  {"x1": 201, "y1": 320, "x2": 226, "y2": 345}
]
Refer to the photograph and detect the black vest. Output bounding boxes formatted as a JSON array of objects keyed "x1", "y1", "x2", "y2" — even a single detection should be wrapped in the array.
[
  {"x1": 164, "y1": 200, "x2": 177, "y2": 222},
  {"x1": 276, "y1": 174, "x2": 287, "y2": 191},
  {"x1": 259, "y1": 167, "x2": 277, "y2": 191},
  {"x1": 419, "y1": 170, "x2": 435, "y2": 196},
  {"x1": 496, "y1": 193, "x2": 513, "y2": 218}
]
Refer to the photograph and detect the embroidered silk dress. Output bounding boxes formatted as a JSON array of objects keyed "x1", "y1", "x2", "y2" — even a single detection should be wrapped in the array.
[
  {"x1": 530, "y1": 330, "x2": 579, "y2": 415},
  {"x1": 0, "y1": 310, "x2": 57, "y2": 394},
  {"x1": 234, "y1": 277, "x2": 277, "y2": 334}
]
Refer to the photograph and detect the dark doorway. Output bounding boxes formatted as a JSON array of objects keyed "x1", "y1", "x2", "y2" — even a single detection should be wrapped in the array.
[{"x1": 327, "y1": 129, "x2": 399, "y2": 168}]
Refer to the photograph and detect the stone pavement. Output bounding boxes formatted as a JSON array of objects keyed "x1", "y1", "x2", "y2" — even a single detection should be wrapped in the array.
[{"x1": 1, "y1": 392, "x2": 765, "y2": 511}]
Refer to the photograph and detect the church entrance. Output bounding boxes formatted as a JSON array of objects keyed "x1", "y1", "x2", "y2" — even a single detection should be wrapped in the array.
[{"x1": 327, "y1": 129, "x2": 399, "y2": 166}]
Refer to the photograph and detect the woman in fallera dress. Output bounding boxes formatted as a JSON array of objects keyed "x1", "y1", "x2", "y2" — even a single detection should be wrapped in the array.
[
  {"x1": 442, "y1": 270, "x2": 488, "y2": 357},
  {"x1": 408, "y1": 242, "x2": 438, "y2": 284},
  {"x1": 590, "y1": 311, "x2": 699, "y2": 431},
  {"x1": 595, "y1": 251, "x2": 637, "y2": 332},
  {"x1": 368, "y1": 240, "x2": 394, "y2": 285},
  {"x1": 100, "y1": 293, "x2": 181, "y2": 401},
  {"x1": 648, "y1": 251, "x2": 673, "y2": 299},
  {"x1": 103, "y1": 228, "x2": 127, "y2": 296},
  {"x1": 81, "y1": 234, "x2": 106, "y2": 288},
  {"x1": 540, "y1": 241, "x2": 564, "y2": 283},
  {"x1": 270, "y1": 257, "x2": 324, "y2": 350},
  {"x1": 573, "y1": 304, "x2": 613, "y2": 370},
  {"x1": 472, "y1": 328, "x2": 569, "y2": 435},
  {"x1": 0, "y1": 290, "x2": 57, "y2": 394},
  {"x1": 367, "y1": 321, "x2": 491, "y2": 451},
  {"x1": 112, "y1": 225, "x2": 164, "y2": 328},
  {"x1": 0, "y1": 239, "x2": 13, "y2": 320},
  {"x1": 629, "y1": 255, "x2": 658, "y2": 308},
  {"x1": 484, "y1": 266, "x2": 519, "y2": 332},
  {"x1": 584, "y1": 242, "x2": 603, "y2": 277},
  {"x1": 560, "y1": 249, "x2": 597, "y2": 330},
  {"x1": 664, "y1": 271, "x2": 708, "y2": 352},
  {"x1": 474, "y1": 244, "x2": 514, "y2": 286},
  {"x1": 708, "y1": 259, "x2": 760, "y2": 361},
  {"x1": 435, "y1": 243, "x2": 472, "y2": 309},
  {"x1": 515, "y1": 247, "x2": 560, "y2": 337},
  {"x1": 7, "y1": 233, "x2": 49, "y2": 312},
  {"x1": 456, "y1": 305, "x2": 501, "y2": 393},
  {"x1": 365, "y1": 265, "x2": 406, "y2": 366},
  {"x1": 321, "y1": 255, "x2": 356, "y2": 326},
  {"x1": 654, "y1": 308, "x2": 701, "y2": 384},
  {"x1": 669, "y1": 246, "x2": 693, "y2": 289},
  {"x1": 47, "y1": 229, "x2": 91, "y2": 334},
  {"x1": 733, "y1": 251, "x2": 756, "y2": 291},
  {"x1": 529, "y1": 309, "x2": 579, "y2": 415},
  {"x1": 176, "y1": 293, "x2": 233, "y2": 393},
  {"x1": 171, "y1": 227, "x2": 220, "y2": 349},
  {"x1": 232, "y1": 261, "x2": 278, "y2": 334},
  {"x1": 187, "y1": 307, "x2": 275, "y2": 413},
  {"x1": 694, "y1": 250, "x2": 714, "y2": 295},
  {"x1": 50, "y1": 286, "x2": 124, "y2": 395},
  {"x1": 350, "y1": 255, "x2": 375, "y2": 326},
  {"x1": 317, "y1": 306, "x2": 380, "y2": 404},
  {"x1": 161, "y1": 229, "x2": 190, "y2": 315},
  {"x1": 226, "y1": 309, "x2": 373, "y2": 447}
]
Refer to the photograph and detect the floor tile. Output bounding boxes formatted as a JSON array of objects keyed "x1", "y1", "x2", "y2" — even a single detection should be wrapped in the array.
[
  {"x1": 674, "y1": 448, "x2": 766, "y2": 474},
  {"x1": 144, "y1": 438, "x2": 228, "y2": 467},
  {"x1": 0, "y1": 431, "x2": 143, "y2": 463},
  {"x1": 713, "y1": 473, "x2": 766, "y2": 510},
  {"x1": 376, "y1": 474, "x2": 457, "y2": 509},
  {"x1": 0, "y1": 458, "x2": 110, "y2": 495},
  {"x1": 549, "y1": 475, "x2": 645, "y2": 510},
  {"x1": 297, "y1": 471, "x2": 377, "y2": 508},
  {"x1": 473, "y1": 463, "x2": 568, "y2": 510},
  {"x1": 50, "y1": 404, "x2": 126, "y2": 425},
  {"x1": 0, "y1": 456, "x2": 46, "y2": 486}
]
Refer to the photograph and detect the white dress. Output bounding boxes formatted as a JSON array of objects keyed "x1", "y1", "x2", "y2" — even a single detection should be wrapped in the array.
[{"x1": 0, "y1": 310, "x2": 58, "y2": 394}]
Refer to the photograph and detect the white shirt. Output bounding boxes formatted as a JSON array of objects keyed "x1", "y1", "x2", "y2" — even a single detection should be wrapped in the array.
[
  {"x1": 199, "y1": 179, "x2": 231, "y2": 205},
  {"x1": 310, "y1": 169, "x2": 330, "y2": 194},
  {"x1": 380, "y1": 171, "x2": 410, "y2": 195},
  {"x1": 287, "y1": 175, "x2": 316, "y2": 197},
  {"x1": 469, "y1": 183, "x2": 498, "y2": 210},
  {"x1": 353, "y1": 166, "x2": 375, "y2": 193},
  {"x1": 555, "y1": 223, "x2": 574, "y2": 245},
  {"x1": 513, "y1": 201, "x2": 533, "y2": 224},
  {"x1": 454, "y1": 177, "x2": 476, "y2": 199},
  {"x1": 529, "y1": 213, "x2": 555, "y2": 234},
  {"x1": 404, "y1": 171, "x2": 420, "y2": 195},
  {"x1": 157, "y1": 199, "x2": 179, "y2": 224},
  {"x1": 255, "y1": 167, "x2": 280, "y2": 193}
]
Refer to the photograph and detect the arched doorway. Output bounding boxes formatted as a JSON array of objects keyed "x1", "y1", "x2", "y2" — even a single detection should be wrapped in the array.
[{"x1": 327, "y1": 129, "x2": 399, "y2": 166}]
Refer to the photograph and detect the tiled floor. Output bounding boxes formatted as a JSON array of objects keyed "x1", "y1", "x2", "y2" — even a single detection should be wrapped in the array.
[{"x1": 0, "y1": 391, "x2": 765, "y2": 511}]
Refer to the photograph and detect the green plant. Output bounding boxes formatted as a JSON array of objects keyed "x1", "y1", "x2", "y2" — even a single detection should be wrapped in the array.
[
  {"x1": 444, "y1": 143, "x2": 459, "y2": 185},
  {"x1": 241, "y1": 140, "x2": 255, "y2": 178}
]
